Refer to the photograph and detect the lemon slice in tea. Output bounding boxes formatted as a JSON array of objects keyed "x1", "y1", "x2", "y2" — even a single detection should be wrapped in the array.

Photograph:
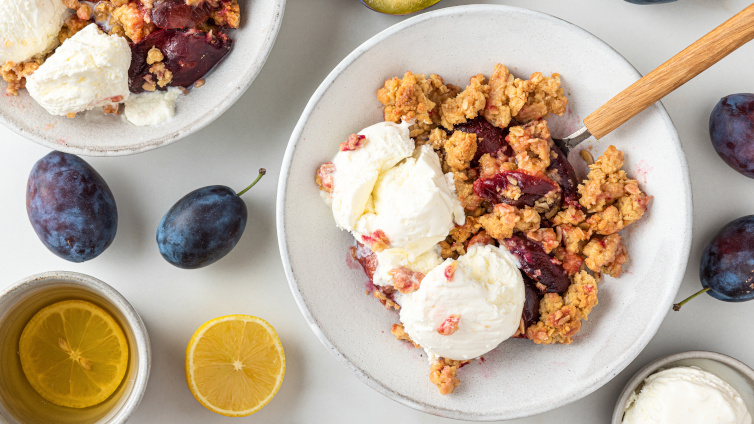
[
  {"x1": 19, "y1": 300, "x2": 129, "y2": 408},
  {"x1": 185, "y1": 315, "x2": 285, "y2": 417}
]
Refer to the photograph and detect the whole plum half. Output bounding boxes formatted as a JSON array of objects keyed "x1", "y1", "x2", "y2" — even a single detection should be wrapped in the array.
[
  {"x1": 675, "y1": 215, "x2": 754, "y2": 310},
  {"x1": 129, "y1": 29, "x2": 232, "y2": 93},
  {"x1": 709, "y1": 93, "x2": 754, "y2": 178},
  {"x1": 26, "y1": 152, "x2": 118, "y2": 262},
  {"x1": 502, "y1": 233, "x2": 570, "y2": 294}
]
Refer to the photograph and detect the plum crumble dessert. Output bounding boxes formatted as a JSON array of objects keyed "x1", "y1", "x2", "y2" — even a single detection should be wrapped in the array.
[
  {"x1": 315, "y1": 64, "x2": 652, "y2": 395},
  {"x1": 0, "y1": 0, "x2": 239, "y2": 126}
]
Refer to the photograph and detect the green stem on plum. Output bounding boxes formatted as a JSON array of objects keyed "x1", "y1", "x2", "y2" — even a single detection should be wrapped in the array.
[
  {"x1": 237, "y1": 168, "x2": 267, "y2": 197},
  {"x1": 673, "y1": 287, "x2": 711, "y2": 311}
]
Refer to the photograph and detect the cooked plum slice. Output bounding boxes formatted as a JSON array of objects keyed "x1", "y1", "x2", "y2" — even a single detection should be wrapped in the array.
[
  {"x1": 546, "y1": 141, "x2": 579, "y2": 207},
  {"x1": 522, "y1": 274, "x2": 542, "y2": 327},
  {"x1": 473, "y1": 170, "x2": 558, "y2": 207},
  {"x1": 502, "y1": 233, "x2": 570, "y2": 294},
  {"x1": 150, "y1": 0, "x2": 212, "y2": 29},
  {"x1": 129, "y1": 29, "x2": 232, "y2": 93},
  {"x1": 454, "y1": 116, "x2": 514, "y2": 161}
]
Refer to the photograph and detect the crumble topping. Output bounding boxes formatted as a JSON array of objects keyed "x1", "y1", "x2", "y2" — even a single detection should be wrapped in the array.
[
  {"x1": 430, "y1": 358, "x2": 467, "y2": 395},
  {"x1": 444, "y1": 131, "x2": 477, "y2": 171},
  {"x1": 439, "y1": 74, "x2": 489, "y2": 129},
  {"x1": 361, "y1": 230, "x2": 390, "y2": 252},
  {"x1": 391, "y1": 323, "x2": 420, "y2": 347},
  {"x1": 340, "y1": 134, "x2": 367, "y2": 152},
  {"x1": 389, "y1": 267, "x2": 424, "y2": 294},
  {"x1": 437, "y1": 315, "x2": 461, "y2": 336}
]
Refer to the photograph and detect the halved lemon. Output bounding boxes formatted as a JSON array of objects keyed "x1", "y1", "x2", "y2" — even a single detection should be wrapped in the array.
[
  {"x1": 185, "y1": 315, "x2": 285, "y2": 417},
  {"x1": 19, "y1": 300, "x2": 129, "y2": 408}
]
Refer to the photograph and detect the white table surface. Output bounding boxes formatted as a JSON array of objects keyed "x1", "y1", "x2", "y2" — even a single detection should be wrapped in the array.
[{"x1": 2, "y1": 0, "x2": 754, "y2": 422}]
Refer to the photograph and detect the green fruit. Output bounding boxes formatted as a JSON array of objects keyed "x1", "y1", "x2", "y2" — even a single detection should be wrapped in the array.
[{"x1": 362, "y1": 0, "x2": 441, "y2": 15}]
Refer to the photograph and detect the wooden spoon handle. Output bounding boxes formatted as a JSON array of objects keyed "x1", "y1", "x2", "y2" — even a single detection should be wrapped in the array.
[{"x1": 583, "y1": 3, "x2": 754, "y2": 140}]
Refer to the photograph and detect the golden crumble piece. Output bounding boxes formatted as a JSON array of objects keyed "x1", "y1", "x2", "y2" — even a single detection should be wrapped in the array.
[
  {"x1": 391, "y1": 323, "x2": 419, "y2": 348},
  {"x1": 93, "y1": 2, "x2": 116, "y2": 25},
  {"x1": 389, "y1": 267, "x2": 424, "y2": 294},
  {"x1": 103, "y1": 104, "x2": 119, "y2": 115},
  {"x1": 362, "y1": 230, "x2": 390, "y2": 253},
  {"x1": 211, "y1": 0, "x2": 241, "y2": 28},
  {"x1": 595, "y1": 145, "x2": 625, "y2": 174},
  {"x1": 451, "y1": 171, "x2": 483, "y2": 212},
  {"x1": 478, "y1": 153, "x2": 516, "y2": 179},
  {"x1": 515, "y1": 72, "x2": 568, "y2": 122},
  {"x1": 316, "y1": 162, "x2": 335, "y2": 194},
  {"x1": 1, "y1": 58, "x2": 42, "y2": 95},
  {"x1": 564, "y1": 271, "x2": 599, "y2": 318},
  {"x1": 440, "y1": 74, "x2": 489, "y2": 129},
  {"x1": 146, "y1": 47, "x2": 164, "y2": 65},
  {"x1": 113, "y1": 3, "x2": 154, "y2": 43},
  {"x1": 617, "y1": 180, "x2": 652, "y2": 227},
  {"x1": 427, "y1": 128, "x2": 448, "y2": 150},
  {"x1": 507, "y1": 120, "x2": 552, "y2": 175},
  {"x1": 378, "y1": 71, "x2": 436, "y2": 127},
  {"x1": 583, "y1": 233, "x2": 628, "y2": 277},
  {"x1": 149, "y1": 62, "x2": 173, "y2": 88},
  {"x1": 58, "y1": 16, "x2": 89, "y2": 44},
  {"x1": 444, "y1": 131, "x2": 477, "y2": 171},
  {"x1": 430, "y1": 358, "x2": 467, "y2": 395},
  {"x1": 527, "y1": 271, "x2": 598, "y2": 345},
  {"x1": 482, "y1": 63, "x2": 516, "y2": 128},
  {"x1": 478, "y1": 204, "x2": 540, "y2": 240},
  {"x1": 440, "y1": 217, "x2": 482, "y2": 259},
  {"x1": 587, "y1": 205, "x2": 624, "y2": 235},
  {"x1": 552, "y1": 205, "x2": 586, "y2": 226},
  {"x1": 425, "y1": 74, "x2": 460, "y2": 113},
  {"x1": 560, "y1": 224, "x2": 591, "y2": 254},
  {"x1": 526, "y1": 228, "x2": 559, "y2": 254},
  {"x1": 374, "y1": 289, "x2": 400, "y2": 311}
]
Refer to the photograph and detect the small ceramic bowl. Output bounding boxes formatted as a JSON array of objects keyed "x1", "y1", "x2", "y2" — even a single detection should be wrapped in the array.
[
  {"x1": 0, "y1": 271, "x2": 151, "y2": 424},
  {"x1": 612, "y1": 351, "x2": 754, "y2": 423},
  {"x1": 0, "y1": 0, "x2": 285, "y2": 156}
]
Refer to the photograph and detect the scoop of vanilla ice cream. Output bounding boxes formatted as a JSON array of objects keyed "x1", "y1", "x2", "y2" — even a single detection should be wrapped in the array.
[
  {"x1": 330, "y1": 121, "x2": 415, "y2": 231},
  {"x1": 623, "y1": 366, "x2": 752, "y2": 424},
  {"x1": 372, "y1": 245, "x2": 444, "y2": 288},
  {"x1": 26, "y1": 24, "x2": 131, "y2": 116},
  {"x1": 0, "y1": 0, "x2": 68, "y2": 63},
  {"x1": 400, "y1": 244, "x2": 525, "y2": 361},
  {"x1": 354, "y1": 144, "x2": 465, "y2": 260}
]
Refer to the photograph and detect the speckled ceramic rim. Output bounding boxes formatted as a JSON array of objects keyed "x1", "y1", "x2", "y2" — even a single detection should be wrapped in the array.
[
  {"x1": 611, "y1": 351, "x2": 754, "y2": 423},
  {"x1": 0, "y1": 271, "x2": 151, "y2": 424},
  {"x1": 0, "y1": 1, "x2": 286, "y2": 157},
  {"x1": 277, "y1": 4, "x2": 692, "y2": 420}
]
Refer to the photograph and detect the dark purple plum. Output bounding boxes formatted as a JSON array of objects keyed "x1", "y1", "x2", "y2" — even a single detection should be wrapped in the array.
[
  {"x1": 546, "y1": 141, "x2": 579, "y2": 207},
  {"x1": 26, "y1": 152, "x2": 117, "y2": 262},
  {"x1": 522, "y1": 274, "x2": 542, "y2": 328},
  {"x1": 473, "y1": 170, "x2": 558, "y2": 208},
  {"x1": 129, "y1": 29, "x2": 232, "y2": 93},
  {"x1": 149, "y1": 0, "x2": 212, "y2": 29},
  {"x1": 453, "y1": 116, "x2": 514, "y2": 161},
  {"x1": 709, "y1": 93, "x2": 754, "y2": 178},
  {"x1": 502, "y1": 233, "x2": 570, "y2": 294},
  {"x1": 156, "y1": 169, "x2": 264, "y2": 269},
  {"x1": 675, "y1": 215, "x2": 754, "y2": 310}
]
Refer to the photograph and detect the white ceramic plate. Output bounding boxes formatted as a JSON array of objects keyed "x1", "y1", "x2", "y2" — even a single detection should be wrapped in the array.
[
  {"x1": 0, "y1": 0, "x2": 285, "y2": 156},
  {"x1": 277, "y1": 5, "x2": 692, "y2": 420}
]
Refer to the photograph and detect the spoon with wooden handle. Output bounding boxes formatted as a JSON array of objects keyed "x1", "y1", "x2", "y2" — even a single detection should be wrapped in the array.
[{"x1": 555, "y1": 2, "x2": 754, "y2": 154}]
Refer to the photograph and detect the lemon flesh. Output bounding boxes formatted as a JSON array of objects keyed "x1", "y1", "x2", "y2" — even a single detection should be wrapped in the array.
[
  {"x1": 185, "y1": 315, "x2": 285, "y2": 417},
  {"x1": 19, "y1": 300, "x2": 129, "y2": 409},
  {"x1": 362, "y1": 0, "x2": 442, "y2": 15}
]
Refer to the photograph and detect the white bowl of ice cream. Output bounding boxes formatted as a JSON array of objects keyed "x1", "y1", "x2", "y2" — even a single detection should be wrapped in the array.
[
  {"x1": 613, "y1": 351, "x2": 754, "y2": 424},
  {"x1": 278, "y1": 4, "x2": 692, "y2": 421},
  {"x1": 0, "y1": 0, "x2": 285, "y2": 156}
]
